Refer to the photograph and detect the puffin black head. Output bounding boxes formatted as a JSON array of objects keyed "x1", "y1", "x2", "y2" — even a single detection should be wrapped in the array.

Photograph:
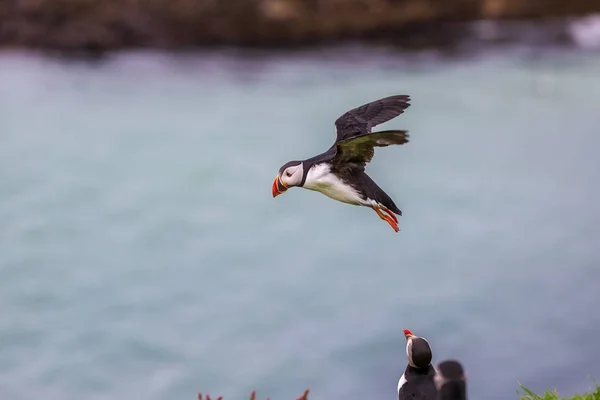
[
  {"x1": 435, "y1": 360, "x2": 467, "y2": 400},
  {"x1": 272, "y1": 161, "x2": 304, "y2": 198},
  {"x1": 403, "y1": 329, "x2": 433, "y2": 369}
]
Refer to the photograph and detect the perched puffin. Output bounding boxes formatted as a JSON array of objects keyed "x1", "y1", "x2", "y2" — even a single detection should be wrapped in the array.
[
  {"x1": 271, "y1": 95, "x2": 411, "y2": 232},
  {"x1": 435, "y1": 360, "x2": 468, "y2": 400},
  {"x1": 397, "y1": 329, "x2": 437, "y2": 400}
]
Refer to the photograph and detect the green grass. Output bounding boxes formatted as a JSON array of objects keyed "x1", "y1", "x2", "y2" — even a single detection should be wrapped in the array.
[{"x1": 518, "y1": 379, "x2": 600, "y2": 400}]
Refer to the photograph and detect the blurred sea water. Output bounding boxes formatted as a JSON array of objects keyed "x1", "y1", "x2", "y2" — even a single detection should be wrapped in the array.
[{"x1": 1, "y1": 44, "x2": 600, "y2": 400}]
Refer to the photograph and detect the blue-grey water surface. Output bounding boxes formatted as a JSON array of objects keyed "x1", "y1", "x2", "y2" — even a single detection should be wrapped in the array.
[{"x1": 1, "y1": 47, "x2": 599, "y2": 400}]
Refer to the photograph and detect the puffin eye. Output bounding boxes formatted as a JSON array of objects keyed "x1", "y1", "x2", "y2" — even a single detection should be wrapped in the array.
[{"x1": 286, "y1": 171, "x2": 292, "y2": 177}]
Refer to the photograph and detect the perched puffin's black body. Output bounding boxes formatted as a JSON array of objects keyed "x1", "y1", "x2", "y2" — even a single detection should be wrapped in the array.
[
  {"x1": 397, "y1": 329, "x2": 437, "y2": 400},
  {"x1": 272, "y1": 95, "x2": 411, "y2": 232},
  {"x1": 434, "y1": 360, "x2": 468, "y2": 400}
]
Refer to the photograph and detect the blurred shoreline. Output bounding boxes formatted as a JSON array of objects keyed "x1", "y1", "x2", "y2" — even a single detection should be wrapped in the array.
[{"x1": 1, "y1": 0, "x2": 600, "y2": 56}]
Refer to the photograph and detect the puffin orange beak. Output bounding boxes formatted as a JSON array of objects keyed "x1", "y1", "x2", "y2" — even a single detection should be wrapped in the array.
[
  {"x1": 403, "y1": 329, "x2": 416, "y2": 339},
  {"x1": 272, "y1": 174, "x2": 288, "y2": 198}
]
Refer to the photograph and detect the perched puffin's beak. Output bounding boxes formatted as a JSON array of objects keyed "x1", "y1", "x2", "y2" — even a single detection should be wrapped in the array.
[
  {"x1": 403, "y1": 329, "x2": 416, "y2": 339},
  {"x1": 272, "y1": 174, "x2": 288, "y2": 198}
]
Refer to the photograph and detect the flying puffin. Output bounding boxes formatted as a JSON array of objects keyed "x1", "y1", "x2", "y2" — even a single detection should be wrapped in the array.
[
  {"x1": 271, "y1": 94, "x2": 411, "y2": 232},
  {"x1": 397, "y1": 329, "x2": 437, "y2": 400},
  {"x1": 434, "y1": 360, "x2": 468, "y2": 400}
]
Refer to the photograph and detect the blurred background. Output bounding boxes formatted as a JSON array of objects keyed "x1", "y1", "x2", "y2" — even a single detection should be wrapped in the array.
[{"x1": 1, "y1": 1, "x2": 600, "y2": 399}]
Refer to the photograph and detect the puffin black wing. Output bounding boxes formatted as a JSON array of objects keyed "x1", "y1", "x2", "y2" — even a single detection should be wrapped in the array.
[
  {"x1": 334, "y1": 94, "x2": 411, "y2": 142},
  {"x1": 331, "y1": 95, "x2": 411, "y2": 170}
]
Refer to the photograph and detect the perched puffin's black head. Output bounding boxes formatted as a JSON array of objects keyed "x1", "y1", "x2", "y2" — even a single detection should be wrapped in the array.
[
  {"x1": 272, "y1": 161, "x2": 304, "y2": 198},
  {"x1": 403, "y1": 329, "x2": 433, "y2": 369},
  {"x1": 435, "y1": 360, "x2": 467, "y2": 400}
]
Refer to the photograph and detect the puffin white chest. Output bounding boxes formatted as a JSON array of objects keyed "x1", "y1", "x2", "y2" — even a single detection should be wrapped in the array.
[
  {"x1": 397, "y1": 373, "x2": 407, "y2": 394},
  {"x1": 303, "y1": 164, "x2": 365, "y2": 205}
]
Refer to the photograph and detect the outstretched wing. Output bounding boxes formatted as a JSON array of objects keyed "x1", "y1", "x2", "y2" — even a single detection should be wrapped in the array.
[
  {"x1": 332, "y1": 130, "x2": 409, "y2": 171},
  {"x1": 334, "y1": 95, "x2": 411, "y2": 143}
]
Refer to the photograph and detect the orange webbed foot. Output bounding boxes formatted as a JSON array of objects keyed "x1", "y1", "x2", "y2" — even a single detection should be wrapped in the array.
[{"x1": 373, "y1": 206, "x2": 400, "y2": 232}]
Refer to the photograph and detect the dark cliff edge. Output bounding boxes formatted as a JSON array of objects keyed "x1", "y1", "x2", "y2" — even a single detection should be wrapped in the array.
[{"x1": 1, "y1": 0, "x2": 599, "y2": 54}]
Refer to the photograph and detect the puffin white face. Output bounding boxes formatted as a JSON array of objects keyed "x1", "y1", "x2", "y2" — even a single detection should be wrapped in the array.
[
  {"x1": 404, "y1": 329, "x2": 432, "y2": 369},
  {"x1": 272, "y1": 161, "x2": 304, "y2": 197},
  {"x1": 280, "y1": 164, "x2": 303, "y2": 186}
]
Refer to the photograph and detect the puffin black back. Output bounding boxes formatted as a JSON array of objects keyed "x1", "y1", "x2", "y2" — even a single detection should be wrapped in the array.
[{"x1": 398, "y1": 365, "x2": 437, "y2": 400}]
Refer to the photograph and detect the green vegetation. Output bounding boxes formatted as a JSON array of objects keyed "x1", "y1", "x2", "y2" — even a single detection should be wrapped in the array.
[
  {"x1": 518, "y1": 380, "x2": 600, "y2": 400},
  {"x1": 198, "y1": 381, "x2": 600, "y2": 400}
]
